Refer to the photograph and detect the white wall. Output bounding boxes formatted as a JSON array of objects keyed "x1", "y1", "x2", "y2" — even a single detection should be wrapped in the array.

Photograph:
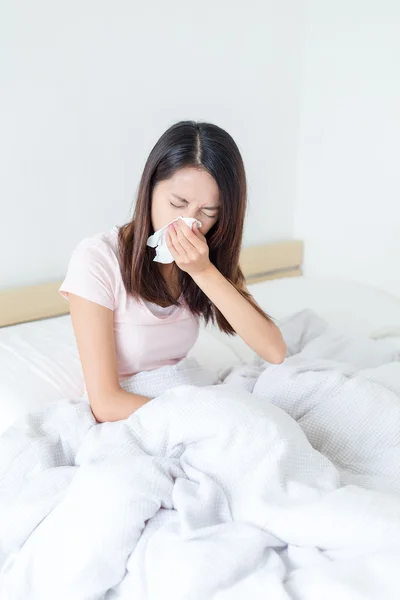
[
  {"x1": 295, "y1": 0, "x2": 400, "y2": 297},
  {"x1": 0, "y1": 0, "x2": 304, "y2": 289}
]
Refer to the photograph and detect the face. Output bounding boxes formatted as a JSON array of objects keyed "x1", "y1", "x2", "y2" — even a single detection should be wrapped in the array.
[{"x1": 151, "y1": 167, "x2": 220, "y2": 235}]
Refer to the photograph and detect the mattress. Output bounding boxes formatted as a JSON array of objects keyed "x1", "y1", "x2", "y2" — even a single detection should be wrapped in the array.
[{"x1": 0, "y1": 275, "x2": 399, "y2": 434}]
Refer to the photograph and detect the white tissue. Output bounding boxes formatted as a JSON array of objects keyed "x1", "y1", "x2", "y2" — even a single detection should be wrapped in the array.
[{"x1": 146, "y1": 216, "x2": 202, "y2": 264}]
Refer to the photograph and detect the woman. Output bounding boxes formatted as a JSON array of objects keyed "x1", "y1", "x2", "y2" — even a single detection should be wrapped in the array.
[{"x1": 60, "y1": 121, "x2": 286, "y2": 423}]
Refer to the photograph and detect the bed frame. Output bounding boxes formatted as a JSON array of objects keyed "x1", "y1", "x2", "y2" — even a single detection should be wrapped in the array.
[{"x1": 0, "y1": 240, "x2": 303, "y2": 328}]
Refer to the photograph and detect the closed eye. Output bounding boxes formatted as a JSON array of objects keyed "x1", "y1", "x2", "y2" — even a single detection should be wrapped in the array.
[
  {"x1": 170, "y1": 201, "x2": 218, "y2": 219},
  {"x1": 202, "y1": 210, "x2": 218, "y2": 218}
]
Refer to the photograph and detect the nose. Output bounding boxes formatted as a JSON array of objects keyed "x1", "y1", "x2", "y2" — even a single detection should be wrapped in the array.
[{"x1": 186, "y1": 205, "x2": 201, "y2": 220}]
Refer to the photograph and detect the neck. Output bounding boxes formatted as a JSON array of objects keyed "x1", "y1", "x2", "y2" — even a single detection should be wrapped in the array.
[
  {"x1": 158, "y1": 262, "x2": 180, "y2": 299},
  {"x1": 158, "y1": 262, "x2": 175, "y2": 281}
]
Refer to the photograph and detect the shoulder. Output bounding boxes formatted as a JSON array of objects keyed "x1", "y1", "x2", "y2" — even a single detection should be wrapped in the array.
[
  {"x1": 70, "y1": 226, "x2": 120, "y2": 267},
  {"x1": 60, "y1": 227, "x2": 122, "y2": 310}
]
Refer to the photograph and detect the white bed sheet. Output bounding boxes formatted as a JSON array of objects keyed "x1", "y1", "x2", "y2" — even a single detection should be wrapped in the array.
[{"x1": 0, "y1": 275, "x2": 399, "y2": 434}]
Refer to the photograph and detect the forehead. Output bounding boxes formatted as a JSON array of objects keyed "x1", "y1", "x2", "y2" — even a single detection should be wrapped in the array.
[{"x1": 165, "y1": 167, "x2": 220, "y2": 206}]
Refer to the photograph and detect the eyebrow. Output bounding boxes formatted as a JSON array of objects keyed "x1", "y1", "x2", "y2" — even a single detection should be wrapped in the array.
[{"x1": 171, "y1": 193, "x2": 220, "y2": 210}]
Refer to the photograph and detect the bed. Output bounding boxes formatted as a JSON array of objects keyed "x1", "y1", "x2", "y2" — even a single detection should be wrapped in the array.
[
  {"x1": 0, "y1": 239, "x2": 400, "y2": 435},
  {"x1": 1, "y1": 240, "x2": 400, "y2": 599}
]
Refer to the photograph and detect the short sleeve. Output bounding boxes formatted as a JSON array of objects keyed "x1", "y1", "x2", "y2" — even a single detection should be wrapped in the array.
[{"x1": 59, "y1": 239, "x2": 118, "y2": 310}]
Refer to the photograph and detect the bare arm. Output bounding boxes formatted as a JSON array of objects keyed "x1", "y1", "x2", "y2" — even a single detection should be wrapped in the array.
[
  {"x1": 192, "y1": 265, "x2": 286, "y2": 364},
  {"x1": 69, "y1": 294, "x2": 150, "y2": 422},
  {"x1": 167, "y1": 220, "x2": 287, "y2": 365}
]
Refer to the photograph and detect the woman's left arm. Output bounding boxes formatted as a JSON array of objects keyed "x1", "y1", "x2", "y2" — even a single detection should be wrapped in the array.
[{"x1": 167, "y1": 220, "x2": 287, "y2": 364}]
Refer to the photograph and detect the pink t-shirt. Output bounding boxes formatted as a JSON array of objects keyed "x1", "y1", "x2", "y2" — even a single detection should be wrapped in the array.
[{"x1": 59, "y1": 226, "x2": 199, "y2": 380}]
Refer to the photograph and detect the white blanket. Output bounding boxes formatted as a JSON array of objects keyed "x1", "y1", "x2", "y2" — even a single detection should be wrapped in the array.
[{"x1": 0, "y1": 310, "x2": 400, "y2": 600}]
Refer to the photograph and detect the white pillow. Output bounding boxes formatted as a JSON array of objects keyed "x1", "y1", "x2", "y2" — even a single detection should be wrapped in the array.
[
  {"x1": 0, "y1": 316, "x2": 83, "y2": 433},
  {"x1": 214, "y1": 276, "x2": 400, "y2": 364},
  {"x1": 249, "y1": 276, "x2": 400, "y2": 337}
]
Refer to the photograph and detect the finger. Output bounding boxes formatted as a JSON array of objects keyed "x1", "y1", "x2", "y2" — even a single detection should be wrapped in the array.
[
  {"x1": 169, "y1": 224, "x2": 191, "y2": 259},
  {"x1": 188, "y1": 221, "x2": 207, "y2": 247},
  {"x1": 166, "y1": 229, "x2": 183, "y2": 260},
  {"x1": 173, "y1": 222, "x2": 195, "y2": 252},
  {"x1": 192, "y1": 222, "x2": 207, "y2": 242},
  {"x1": 176, "y1": 220, "x2": 204, "y2": 251},
  {"x1": 168, "y1": 224, "x2": 184, "y2": 253}
]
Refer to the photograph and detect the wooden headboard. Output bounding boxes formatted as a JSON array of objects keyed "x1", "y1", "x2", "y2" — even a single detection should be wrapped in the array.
[{"x1": 0, "y1": 240, "x2": 303, "y2": 328}]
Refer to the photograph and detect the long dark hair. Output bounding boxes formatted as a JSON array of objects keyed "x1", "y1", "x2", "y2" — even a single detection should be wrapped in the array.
[{"x1": 118, "y1": 120, "x2": 268, "y2": 334}]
